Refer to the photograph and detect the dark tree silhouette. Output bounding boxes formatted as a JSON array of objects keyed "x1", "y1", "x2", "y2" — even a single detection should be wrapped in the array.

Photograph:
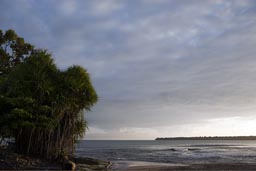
[
  {"x1": 0, "y1": 29, "x2": 33, "y2": 75},
  {"x1": 0, "y1": 29, "x2": 97, "y2": 159}
]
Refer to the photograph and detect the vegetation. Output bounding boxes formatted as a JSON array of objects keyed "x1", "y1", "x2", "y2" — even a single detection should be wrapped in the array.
[
  {"x1": 0, "y1": 29, "x2": 98, "y2": 159},
  {"x1": 0, "y1": 29, "x2": 33, "y2": 76}
]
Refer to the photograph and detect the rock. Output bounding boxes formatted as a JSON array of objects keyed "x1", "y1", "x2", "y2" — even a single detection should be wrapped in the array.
[
  {"x1": 106, "y1": 161, "x2": 112, "y2": 169},
  {"x1": 70, "y1": 156, "x2": 112, "y2": 170},
  {"x1": 63, "y1": 160, "x2": 76, "y2": 170},
  {"x1": 63, "y1": 155, "x2": 76, "y2": 171}
]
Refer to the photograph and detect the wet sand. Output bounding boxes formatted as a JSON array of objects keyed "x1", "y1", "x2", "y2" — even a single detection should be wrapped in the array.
[
  {"x1": 112, "y1": 161, "x2": 256, "y2": 170},
  {"x1": 112, "y1": 161, "x2": 187, "y2": 169}
]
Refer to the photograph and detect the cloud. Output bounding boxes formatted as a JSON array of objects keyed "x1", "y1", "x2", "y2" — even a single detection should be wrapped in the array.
[
  {"x1": 88, "y1": 0, "x2": 124, "y2": 16},
  {"x1": 87, "y1": 126, "x2": 107, "y2": 135},
  {"x1": 58, "y1": 0, "x2": 78, "y2": 15},
  {"x1": 86, "y1": 115, "x2": 256, "y2": 140},
  {"x1": 1, "y1": 0, "x2": 256, "y2": 139}
]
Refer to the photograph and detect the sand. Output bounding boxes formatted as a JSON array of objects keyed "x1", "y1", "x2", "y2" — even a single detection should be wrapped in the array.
[{"x1": 112, "y1": 161, "x2": 256, "y2": 170}]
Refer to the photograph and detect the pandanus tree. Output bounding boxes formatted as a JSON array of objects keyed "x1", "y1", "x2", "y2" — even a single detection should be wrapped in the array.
[
  {"x1": 0, "y1": 30, "x2": 97, "y2": 159},
  {"x1": 0, "y1": 29, "x2": 33, "y2": 76},
  {"x1": 0, "y1": 29, "x2": 34, "y2": 143}
]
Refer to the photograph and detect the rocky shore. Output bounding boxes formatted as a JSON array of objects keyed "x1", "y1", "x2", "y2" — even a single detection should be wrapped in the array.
[{"x1": 0, "y1": 146, "x2": 112, "y2": 170}]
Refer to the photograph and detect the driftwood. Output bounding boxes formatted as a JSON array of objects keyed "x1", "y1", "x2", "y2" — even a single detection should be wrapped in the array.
[
  {"x1": 70, "y1": 156, "x2": 112, "y2": 170},
  {"x1": 62, "y1": 155, "x2": 76, "y2": 171}
]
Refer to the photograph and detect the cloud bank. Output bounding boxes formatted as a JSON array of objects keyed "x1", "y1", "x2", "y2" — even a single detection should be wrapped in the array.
[{"x1": 1, "y1": 0, "x2": 256, "y2": 139}]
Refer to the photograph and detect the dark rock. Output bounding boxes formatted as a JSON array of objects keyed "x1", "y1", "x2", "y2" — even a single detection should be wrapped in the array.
[
  {"x1": 63, "y1": 160, "x2": 76, "y2": 171},
  {"x1": 62, "y1": 155, "x2": 76, "y2": 171},
  {"x1": 70, "y1": 156, "x2": 112, "y2": 170}
]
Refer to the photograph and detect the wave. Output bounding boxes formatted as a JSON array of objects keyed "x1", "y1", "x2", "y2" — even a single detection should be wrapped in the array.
[{"x1": 75, "y1": 140, "x2": 256, "y2": 164}]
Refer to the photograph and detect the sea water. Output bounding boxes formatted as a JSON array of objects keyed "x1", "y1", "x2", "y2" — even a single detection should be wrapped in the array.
[{"x1": 75, "y1": 140, "x2": 256, "y2": 164}]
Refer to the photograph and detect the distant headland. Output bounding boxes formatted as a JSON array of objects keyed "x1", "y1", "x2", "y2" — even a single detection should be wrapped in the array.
[{"x1": 155, "y1": 136, "x2": 256, "y2": 140}]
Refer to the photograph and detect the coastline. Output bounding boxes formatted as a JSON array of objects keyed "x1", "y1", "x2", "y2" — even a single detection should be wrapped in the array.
[
  {"x1": 76, "y1": 140, "x2": 256, "y2": 170},
  {"x1": 2, "y1": 148, "x2": 256, "y2": 171},
  {"x1": 112, "y1": 160, "x2": 256, "y2": 170},
  {"x1": 112, "y1": 161, "x2": 187, "y2": 170},
  {"x1": 0, "y1": 146, "x2": 112, "y2": 170},
  {"x1": 155, "y1": 136, "x2": 256, "y2": 140},
  {"x1": 2, "y1": 145, "x2": 256, "y2": 170}
]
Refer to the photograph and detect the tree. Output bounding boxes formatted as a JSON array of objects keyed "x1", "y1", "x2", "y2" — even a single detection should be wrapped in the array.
[
  {"x1": 0, "y1": 29, "x2": 34, "y2": 142},
  {"x1": 0, "y1": 29, "x2": 33, "y2": 76},
  {"x1": 0, "y1": 30, "x2": 98, "y2": 159}
]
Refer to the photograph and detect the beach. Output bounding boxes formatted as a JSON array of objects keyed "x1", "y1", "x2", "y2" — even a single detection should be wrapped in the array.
[
  {"x1": 1, "y1": 144, "x2": 256, "y2": 170},
  {"x1": 76, "y1": 140, "x2": 256, "y2": 170},
  {"x1": 112, "y1": 161, "x2": 256, "y2": 170},
  {"x1": 112, "y1": 161, "x2": 186, "y2": 170}
]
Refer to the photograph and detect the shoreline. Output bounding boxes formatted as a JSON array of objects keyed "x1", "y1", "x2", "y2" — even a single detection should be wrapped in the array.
[
  {"x1": 112, "y1": 160, "x2": 187, "y2": 170},
  {"x1": 2, "y1": 145, "x2": 256, "y2": 170},
  {"x1": 0, "y1": 146, "x2": 112, "y2": 170},
  {"x1": 155, "y1": 136, "x2": 256, "y2": 141},
  {"x1": 111, "y1": 160, "x2": 256, "y2": 170}
]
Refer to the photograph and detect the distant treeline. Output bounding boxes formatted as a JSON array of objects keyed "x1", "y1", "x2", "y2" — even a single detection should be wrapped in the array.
[{"x1": 155, "y1": 136, "x2": 256, "y2": 140}]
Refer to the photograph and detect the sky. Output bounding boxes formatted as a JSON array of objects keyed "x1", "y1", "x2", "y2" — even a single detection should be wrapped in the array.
[{"x1": 1, "y1": 0, "x2": 256, "y2": 140}]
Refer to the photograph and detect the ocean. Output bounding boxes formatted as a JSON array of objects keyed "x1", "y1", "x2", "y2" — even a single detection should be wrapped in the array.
[{"x1": 75, "y1": 140, "x2": 256, "y2": 164}]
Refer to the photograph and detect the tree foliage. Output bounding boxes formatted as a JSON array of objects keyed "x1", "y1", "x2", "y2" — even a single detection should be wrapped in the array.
[
  {"x1": 0, "y1": 29, "x2": 33, "y2": 75},
  {"x1": 0, "y1": 29, "x2": 98, "y2": 159}
]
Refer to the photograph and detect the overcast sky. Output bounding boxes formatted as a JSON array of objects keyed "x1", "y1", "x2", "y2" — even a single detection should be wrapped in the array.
[{"x1": 1, "y1": 0, "x2": 256, "y2": 140}]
